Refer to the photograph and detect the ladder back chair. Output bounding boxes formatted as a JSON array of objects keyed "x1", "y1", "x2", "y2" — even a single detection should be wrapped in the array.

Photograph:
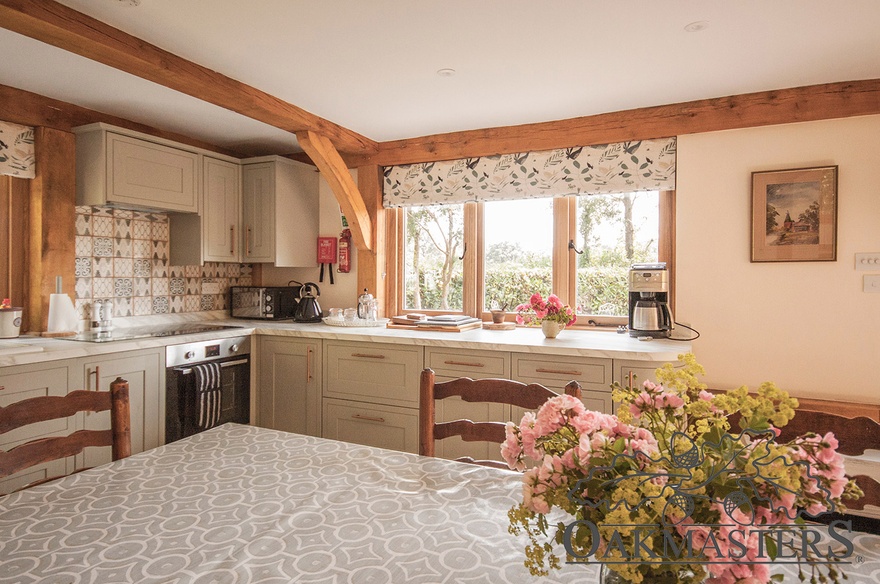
[
  {"x1": 0, "y1": 377, "x2": 131, "y2": 492},
  {"x1": 774, "y1": 409, "x2": 880, "y2": 516},
  {"x1": 419, "y1": 368, "x2": 581, "y2": 470}
]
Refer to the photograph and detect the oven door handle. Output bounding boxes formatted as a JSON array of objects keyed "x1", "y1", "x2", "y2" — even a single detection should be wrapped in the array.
[{"x1": 174, "y1": 358, "x2": 250, "y2": 375}]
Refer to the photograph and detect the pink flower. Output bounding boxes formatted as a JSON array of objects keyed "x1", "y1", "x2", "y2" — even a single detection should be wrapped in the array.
[
  {"x1": 519, "y1": 412, "x2": 540, "y2": 460},
  {"x1": 654, "y1": 391, "x2": 685, "y2": 410},
  {"x1": 501, "y1": 421, "x2": 525, "y2": 471},
  {"x1": 534, "y1": 394, "x2": 586, "y2": 436},
  {"x1": 547, "y1": 294, "x2": 563, "y2": 309}
]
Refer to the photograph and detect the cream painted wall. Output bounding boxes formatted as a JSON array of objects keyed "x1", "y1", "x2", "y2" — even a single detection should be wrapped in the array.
[
  {"x1": 260, "y1": 169, "x2": 360, "y2": 312},
  {"x1": 676, "y1": 115, "x2": 880, "y2": 403}
]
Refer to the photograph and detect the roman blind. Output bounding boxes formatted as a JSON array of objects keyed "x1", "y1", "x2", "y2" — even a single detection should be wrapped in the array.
[
  {"x1": 0, "y1": 121, "x2": 35, "y2": 179},
  {"x1": 382, "y1": 137, "x2": 676, "y2": 208}
]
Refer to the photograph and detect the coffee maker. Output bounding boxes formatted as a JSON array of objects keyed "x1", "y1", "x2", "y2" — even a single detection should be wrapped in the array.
[{"x1": 628, "y1": 263, "x2": 673, "y2": 338}]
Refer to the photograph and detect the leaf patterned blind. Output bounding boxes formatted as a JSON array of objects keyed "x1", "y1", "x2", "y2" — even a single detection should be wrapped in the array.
[
  {"x1": 0, "y1": 121, "x2": 35, "y2": 179},
  {"x1": 382, "y1": 137, "x2": 676, "y2": 207}
]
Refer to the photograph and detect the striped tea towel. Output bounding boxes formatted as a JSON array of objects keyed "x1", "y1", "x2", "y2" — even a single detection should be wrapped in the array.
[{"x1": 193, "y1": 362, "x2": 222, "y2": 431}]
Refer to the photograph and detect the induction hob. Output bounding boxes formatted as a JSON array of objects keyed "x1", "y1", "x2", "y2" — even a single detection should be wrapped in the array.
[{"x1": 59, "y1": 324, "x2": 243, "y2": 343}]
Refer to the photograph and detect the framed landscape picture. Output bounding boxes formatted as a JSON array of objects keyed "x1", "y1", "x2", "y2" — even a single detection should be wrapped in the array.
[{"x1": 751, "y1": 166, "x2": 838, "y2": 262}]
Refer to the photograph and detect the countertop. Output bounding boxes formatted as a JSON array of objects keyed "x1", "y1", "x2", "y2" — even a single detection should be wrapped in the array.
[{"x1": 0, "y1": 312, "x2": 690, "y2": 368}]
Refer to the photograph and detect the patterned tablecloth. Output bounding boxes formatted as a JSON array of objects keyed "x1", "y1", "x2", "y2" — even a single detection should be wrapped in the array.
[{"x1": 0, "y1": 424, "x2": 878, "y2": 584}]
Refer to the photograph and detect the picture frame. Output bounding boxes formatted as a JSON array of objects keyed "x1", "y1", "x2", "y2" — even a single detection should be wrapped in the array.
[{"x1": 751, "y1": 166, "x2": 838, "y2": 262}]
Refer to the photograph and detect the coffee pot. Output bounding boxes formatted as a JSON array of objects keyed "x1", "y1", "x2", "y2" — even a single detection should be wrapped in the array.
[
  {"x1": 357, "y1": 288, "x2": 376, "y2": 321},
  {"x1": 631, "y1": 299, "x2": 673, "y2": 337},
  {"x1": 295, "y1": 282, "x2": 323, "y2": 322}
]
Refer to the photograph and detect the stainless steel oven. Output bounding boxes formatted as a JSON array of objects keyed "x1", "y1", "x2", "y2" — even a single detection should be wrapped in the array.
[{"x1": 165, "y1": 335, "x2": 251, "y2": 443}]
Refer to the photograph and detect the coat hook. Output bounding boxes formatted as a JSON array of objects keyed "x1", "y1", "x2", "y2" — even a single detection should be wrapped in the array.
[
  {"x1": 458, "y1": 243, "x2": 467, "y2": 260},
  {"x1": 568, "y1": 240, "x2": 584, "y2": 255}
]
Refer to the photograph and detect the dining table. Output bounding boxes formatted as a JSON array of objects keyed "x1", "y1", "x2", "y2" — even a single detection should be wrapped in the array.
[{"x1": 1, "y1": 423, "x2": 878, "y2": 583}]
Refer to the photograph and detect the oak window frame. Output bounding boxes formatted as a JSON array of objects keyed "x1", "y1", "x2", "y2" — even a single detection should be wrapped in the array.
[{"x1": 388, "y1": 190, "x2": 675, "y2": 328}]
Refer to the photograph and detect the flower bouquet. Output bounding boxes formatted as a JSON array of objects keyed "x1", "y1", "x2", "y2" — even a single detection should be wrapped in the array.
[
  {"x1": 502, "y1": 354, "x2": 863, "y2": 584},
  {"x1": 515, "y1": 293, "x2": 576, "y2": 338}
]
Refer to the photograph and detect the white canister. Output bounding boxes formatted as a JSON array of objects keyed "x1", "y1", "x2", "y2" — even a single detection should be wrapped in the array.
[{"x1": 0, "y1": 308, "x2": 23, "y2": 338}]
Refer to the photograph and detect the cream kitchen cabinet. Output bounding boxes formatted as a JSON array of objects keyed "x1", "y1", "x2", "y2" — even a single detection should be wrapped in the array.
[
  {"x1": 241, "y1": 156, "x2": 319, "y2": 266},
  {"x1": 613, "y1": 358, "x2": 681, "y2": 391},
  {"x1": 79, "y1": 349, "x2": 163, "y2": 468},
  {"x1": 511, "y1": 353, "x2": 614, "y2": 417},
  {"x1": 322, "y1": 398, "x2": 419, "y2": 453},
  {"x1": 75, "y1": 124, "x2": 200, "y2": 212},
  {"x1": 170, "y1": 156, "x2": 242, "y2": 265},
  {"x1": 323, "y1": 341, "x2": 422, "y2": 409},
  {"x1": 424, "y1": 347, "x2": 510, "y2": 462},
  {"x1": 322, "y1": 341, "x2": 423, "y2": 453},
  {"x1": 257, "y1": 337, "x2": 321, "y2": 437},
  {"x1": 201, "y1": 157, "x2": 242, "y2": 262},
  {"x1": 0, "y1": 362, "x2": 77, "y2": 495}
]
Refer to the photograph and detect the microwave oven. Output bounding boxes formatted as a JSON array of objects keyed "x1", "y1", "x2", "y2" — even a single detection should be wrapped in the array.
[{"x1": 230, "y1": 286, "x2": 299, "y2": 320}]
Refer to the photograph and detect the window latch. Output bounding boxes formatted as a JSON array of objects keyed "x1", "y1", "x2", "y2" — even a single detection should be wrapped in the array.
[
  {"x1": 458, "y1": 243, "x2": 467, "y2": 260},
  {"x1": 568, "y1": 240, "x2": 584, "y2": 255}
]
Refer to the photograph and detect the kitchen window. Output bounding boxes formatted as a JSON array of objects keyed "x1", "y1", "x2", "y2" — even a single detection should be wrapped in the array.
[{"x1": 394, "y1": 190, "x2": 674, "y2": 326}]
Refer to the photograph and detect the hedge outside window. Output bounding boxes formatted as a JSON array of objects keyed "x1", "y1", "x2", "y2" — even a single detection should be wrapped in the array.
[{"x1": 397, "y1": 190, "x2": 671, "y2": 324}]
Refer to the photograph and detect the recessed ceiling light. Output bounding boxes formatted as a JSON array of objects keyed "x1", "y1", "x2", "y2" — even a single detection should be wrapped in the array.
[
  {"x1": 684, "y1": 20, "x2": 709, "y2": 33},
  {"x1": 436, "y1": 68, "x2": 456, "y2": 77}
]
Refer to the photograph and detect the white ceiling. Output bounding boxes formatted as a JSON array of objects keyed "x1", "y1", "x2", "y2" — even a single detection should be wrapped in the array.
[{"x1": 2, "y1": 0, "x2": 880, "y2": 157}]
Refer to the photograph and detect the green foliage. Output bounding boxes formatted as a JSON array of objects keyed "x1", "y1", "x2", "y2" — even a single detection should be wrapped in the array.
[
  {"x1": 575, "y1": 266, "x2": 629, "y2": 315},
  {"x1": 484, "y1": 268, "x2": 552, "y2": 311}
]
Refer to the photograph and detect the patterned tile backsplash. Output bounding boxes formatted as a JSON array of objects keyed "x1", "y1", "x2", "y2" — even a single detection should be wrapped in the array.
[{"x1": 74, "y1": 206, "x2": 252, "y2": 321}]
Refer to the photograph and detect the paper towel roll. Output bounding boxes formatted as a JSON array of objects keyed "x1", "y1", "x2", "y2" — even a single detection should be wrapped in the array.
[{"x1": 47, "y1": 293, "x2": 78, "y2": 333}]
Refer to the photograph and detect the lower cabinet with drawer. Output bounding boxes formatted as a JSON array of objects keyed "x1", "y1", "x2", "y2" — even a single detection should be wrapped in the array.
[
  {"x1": 425, "y1": 347, "x2": 510, "y2": 462},
  {"x1": 322, "y1": 341, "x2": 423, "y2": 453},
  {"x1": 322, "y1": 398, "x2": 419, "y2": 453},
  {"x1": 510, "y1": 353, "x2": 614, "y2": 419}
]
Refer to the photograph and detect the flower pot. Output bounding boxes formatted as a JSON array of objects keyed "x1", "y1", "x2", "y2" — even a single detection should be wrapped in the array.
[{"x1": 541, "y1": 320, "x2": 564, "y2": 338}]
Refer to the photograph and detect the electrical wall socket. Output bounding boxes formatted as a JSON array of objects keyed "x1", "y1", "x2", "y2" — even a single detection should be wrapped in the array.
[
  {"x1": 855, "y1": 253, "x2": 880, "y2": 271},
  {"x1": 864, "y1": 275, "x2": 880, "y2": 293},
  {"x1": 202, "y1": 281, "x2": 220, "y2": 294}
]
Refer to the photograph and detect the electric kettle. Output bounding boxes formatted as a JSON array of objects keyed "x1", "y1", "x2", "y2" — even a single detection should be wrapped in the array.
[
  {"x1": 631, "y1": 299, "x2": 673, "y2": 338},
  {"x1": 295, "y1": 282, "x2": 323, "y2": 322}
]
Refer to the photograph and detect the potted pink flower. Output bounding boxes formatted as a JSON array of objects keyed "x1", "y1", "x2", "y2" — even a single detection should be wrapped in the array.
[{"x1": 515, "y1": 293, "x2": 576, "y2": 338}]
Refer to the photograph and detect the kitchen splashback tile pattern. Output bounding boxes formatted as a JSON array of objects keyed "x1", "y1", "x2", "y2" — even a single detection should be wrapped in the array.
[{"x1": 74, "y1": 206, "x2": 252, "y2": 321}]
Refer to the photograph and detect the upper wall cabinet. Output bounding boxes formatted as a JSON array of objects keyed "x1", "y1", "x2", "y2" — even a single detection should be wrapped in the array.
[
  {"x1": 202, "y1": 157, "x2": 241, "y2": 262},
  {"x1": 242, "y1": 156, "x2": 319, "y2": 267},
  {"x1": 74, "y1": 124, "x2": 200, "y2": 213}
]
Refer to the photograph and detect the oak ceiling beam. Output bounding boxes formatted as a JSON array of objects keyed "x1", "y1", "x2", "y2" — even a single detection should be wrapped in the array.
[
  {"x1": 0, "y1": 0, "x2": 377, "y2": 155},
  {"x1": 367, "y1": 79, "x2": 880, "y2": 167},
  {"x1": 297, "y1": 130, "x2": 372, "y2": 251},
  {"x1": 0, "y1": 83, "x2": 246, "y2": 158}
]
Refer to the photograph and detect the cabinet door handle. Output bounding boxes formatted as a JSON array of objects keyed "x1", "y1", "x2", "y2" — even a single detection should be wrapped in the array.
[
  {"x1": 307, "y1": 347, "x2": 313, "y2": 382},
  {"x1": 230, "y1": 225, "x2": 235, "y2": 255},
  {"x1": 92, "y1": 365, "x2": 101, "y2": 391},
  {"x1": 352, "y1": 414, "x2": 385, "y2": 423},
  {"x1": 443, "y1": 360, "x2": 484, "y2": 368},
  {"x1": 351, "y1": 353, "x2": 385, "y2": 359},
  {"x1": 246, "y1": 226, "x2": 251, "y2": 256},
  {"x1": 628, "y1": 371, "x2": 634, "y2": 389},
  {"x1": 535, "y1": 367, "x2": 582, "y2": 376}
]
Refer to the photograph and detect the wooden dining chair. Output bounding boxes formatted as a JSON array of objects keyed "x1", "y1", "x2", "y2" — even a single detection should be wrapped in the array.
[
  {"x1": 0, "y1": 377, "x2": 131, "y2": 491},
  {"x1": 419, "y1": 368, "x2": 581, "y2": 470},
  {"x1": 774, "y1": 409, "x2": 880, "y2": 518}
]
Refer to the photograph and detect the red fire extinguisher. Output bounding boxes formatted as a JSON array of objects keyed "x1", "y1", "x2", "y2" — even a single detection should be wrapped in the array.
[{"x1": 338, "y1": 229, "x2": 352, "y2": 273}]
